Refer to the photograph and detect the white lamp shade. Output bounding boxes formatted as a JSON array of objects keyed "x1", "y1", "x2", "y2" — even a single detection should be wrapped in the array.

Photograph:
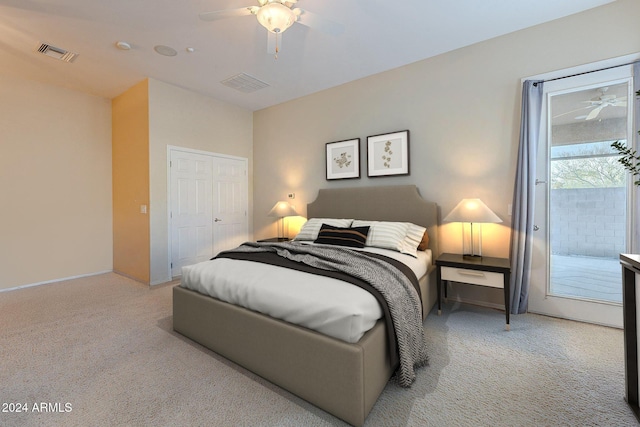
[
  {"x1": 443, "y1": 198, "x2": 502, "y2": 224},
  {"x1": 267, "y1": 201, "x2": 297, "y2": 218},
  {"x1": 256, "y1": 3, "x2": 296, "y2": 33}
]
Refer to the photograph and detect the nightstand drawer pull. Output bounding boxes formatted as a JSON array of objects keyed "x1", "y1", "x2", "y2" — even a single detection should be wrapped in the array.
[{"x1": 457, "y1": 270, "x2": 485, "y2": 277}]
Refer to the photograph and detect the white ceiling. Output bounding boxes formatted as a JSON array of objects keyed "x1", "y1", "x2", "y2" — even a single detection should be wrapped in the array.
[{"x1": 0, "y1": 0, "x2": 616, "y2": 111}]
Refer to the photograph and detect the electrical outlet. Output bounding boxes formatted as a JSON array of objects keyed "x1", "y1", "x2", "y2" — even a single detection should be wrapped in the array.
[{"x1": 288, "y1": 193, "x2": 295, "y2": 199}]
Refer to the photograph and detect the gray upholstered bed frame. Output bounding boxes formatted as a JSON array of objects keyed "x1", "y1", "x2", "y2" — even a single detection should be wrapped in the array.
[{"x1": 173, "y1": 185, "x2": 439, "y2": 426}]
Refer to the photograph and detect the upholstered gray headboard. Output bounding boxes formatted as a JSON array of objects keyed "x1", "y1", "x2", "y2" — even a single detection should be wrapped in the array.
[{"x1": 307, "y1": 185, "x2": 439, "y2": 259}]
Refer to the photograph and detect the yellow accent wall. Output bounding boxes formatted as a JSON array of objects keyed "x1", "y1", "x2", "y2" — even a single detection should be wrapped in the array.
[{"x1": 112, "y1": 79, "x2": 150, "y2": 283}]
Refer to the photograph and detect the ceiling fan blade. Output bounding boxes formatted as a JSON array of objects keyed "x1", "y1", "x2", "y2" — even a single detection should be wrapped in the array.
[
  {"x1": 199, "y1": 7, "x2": 255, "y2": 22},
  {"x1": 585, "y1": 105, "x2": 604, "y2": 120},
  {"x1": 552, "y1": 106, "x2": 590, "y2": 119},
  {"x1": 294, "y1": 8, "x2": 344, "y2": 35}
]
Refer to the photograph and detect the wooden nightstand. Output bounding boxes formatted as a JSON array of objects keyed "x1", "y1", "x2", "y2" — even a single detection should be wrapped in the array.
[
  {"x1": 257, "y1": 237, "x2": 290, "y2": 242},
  {"x1": 435, "y1": 253, "x2": 512, "y2": 330}
]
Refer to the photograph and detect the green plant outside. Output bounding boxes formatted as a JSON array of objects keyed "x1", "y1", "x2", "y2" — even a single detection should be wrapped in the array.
[{"x1": 611, "y1": 89, "x2": 640, "y2": 185}]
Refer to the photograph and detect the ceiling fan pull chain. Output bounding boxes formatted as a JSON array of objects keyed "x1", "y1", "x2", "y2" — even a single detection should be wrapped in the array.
[{"x1": 275, "y1": 32, "x2": 279, "y2": 59}]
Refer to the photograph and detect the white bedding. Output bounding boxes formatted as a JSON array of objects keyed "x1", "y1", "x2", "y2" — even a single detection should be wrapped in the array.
[{"x1": 180, "y1": 244, "x2": 431, "y2": 344}]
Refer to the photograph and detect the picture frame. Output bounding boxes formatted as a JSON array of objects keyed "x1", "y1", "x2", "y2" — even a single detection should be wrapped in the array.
[
  {"x1": 367, "y1": 130, "x2": 410, "y2": 177},
  {"x1": 326, "y1": 138, "x2": 360, "y2": 180}
]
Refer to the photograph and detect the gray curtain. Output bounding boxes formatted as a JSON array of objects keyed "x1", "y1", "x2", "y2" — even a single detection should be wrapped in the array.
[{"x1": 509, "y1": 80, "x2": 544, "y2": 314}]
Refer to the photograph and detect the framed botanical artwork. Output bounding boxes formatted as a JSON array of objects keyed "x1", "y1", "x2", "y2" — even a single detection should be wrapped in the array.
[
  {"x1": 367, "y1": 130, "x2": 410, "y2": 177},
  {"x1": 326, "y1": 138, "x2": 360, "y2": 180}
]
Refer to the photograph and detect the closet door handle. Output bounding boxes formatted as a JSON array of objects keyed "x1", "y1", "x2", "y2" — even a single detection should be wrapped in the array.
[{"x1": 214, "y1": 218, "x2": 222, "y2": 222}]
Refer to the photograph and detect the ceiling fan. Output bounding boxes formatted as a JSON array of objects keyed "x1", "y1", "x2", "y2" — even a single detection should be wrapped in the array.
[
  {"x1": 198, "y1": 0, "x2": 343, "y2": 57},
  {"x1": 582, "y1": 87, "x2": 627, "y2": 120},
  {"x1": 552, "y1": 86, "x2": 628, "y2": 122}
]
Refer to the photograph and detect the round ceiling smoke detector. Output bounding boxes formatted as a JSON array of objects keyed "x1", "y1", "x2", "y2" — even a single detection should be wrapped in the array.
[
  {"x1": 115, "y1": 41, "x2": 131, "y2": 50},
  {"x1": 154, "y1": 45, "x2": 177, "y2": 57}
]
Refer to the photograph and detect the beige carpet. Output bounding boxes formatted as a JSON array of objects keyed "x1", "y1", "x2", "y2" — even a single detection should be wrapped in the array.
[{"x1": 0, "y1": 272, "x2": 637, "y2": 427}]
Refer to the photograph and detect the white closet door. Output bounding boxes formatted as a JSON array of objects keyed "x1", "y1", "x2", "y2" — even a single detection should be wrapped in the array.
[
  {"x1": 170, "y1": 150, "x2": 214, "y2": 276},
  {"x1": 212, "y1": 156, "x2": 248, "y2": 257},
  {"x1": 169, "y1": 148, "x2": 248, "y2": 277}
]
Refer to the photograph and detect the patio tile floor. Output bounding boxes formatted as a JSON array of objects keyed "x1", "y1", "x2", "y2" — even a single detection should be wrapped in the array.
[{"x1": 550, "y1": 254, "x2": 622, "y2": 303}]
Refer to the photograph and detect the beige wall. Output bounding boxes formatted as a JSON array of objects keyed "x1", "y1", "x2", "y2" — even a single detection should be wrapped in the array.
[
  {"x1": 253, "y1": 0, "x2": 640, "y2": 307},
  {"x1": 0, "y1": 74, "x2": 112, "y2": 290},
  {"x1": 148, "y1": 79, "x2": 253, "y2": 285},
  {"x1": 112, "y1": 79, "x2": 150, "y2": 283}
]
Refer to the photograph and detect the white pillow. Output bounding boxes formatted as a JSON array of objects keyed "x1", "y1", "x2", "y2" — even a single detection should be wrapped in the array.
[
  {"x1": 351, "y1": 220, "x2": 409, "y2": 252},
  {"x1": 293, "y1": 218, "x2": 354, "y2": 241},
  {"x1": 401, "y1": 223, "x2": 427, "y2": 257}
]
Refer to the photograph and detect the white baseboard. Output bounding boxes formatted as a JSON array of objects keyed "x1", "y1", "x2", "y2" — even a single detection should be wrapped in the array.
[
  {"x1": 0, "y1": 270, "x2": 113, "y2": 293},
  {"x1": 112, "y1": 271, "x2": 176, "y2": 287},
  {"x1": 151, "y1": 276, "x2": 175, "y2": 286}
]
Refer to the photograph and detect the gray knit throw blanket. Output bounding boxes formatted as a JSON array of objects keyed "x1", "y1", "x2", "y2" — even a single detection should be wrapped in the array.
[{"x1": 223, "y1": 241, "x2": 429, "y2": 387}]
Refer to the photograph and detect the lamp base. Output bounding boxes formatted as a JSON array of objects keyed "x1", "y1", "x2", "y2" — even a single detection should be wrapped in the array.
[{"x1": 461, "y1": 222, "x2": 483, "y2": 262}]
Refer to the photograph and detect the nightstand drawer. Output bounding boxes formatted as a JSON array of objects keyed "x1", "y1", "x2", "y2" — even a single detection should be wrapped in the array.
[{"x1": 441, "y1": 266, "x2": 504, "y2": 289}]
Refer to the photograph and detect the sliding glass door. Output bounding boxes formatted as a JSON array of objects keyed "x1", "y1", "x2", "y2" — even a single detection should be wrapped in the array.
[{"x1": 529, "y1": 65, "x2": 634, "y2": 327}]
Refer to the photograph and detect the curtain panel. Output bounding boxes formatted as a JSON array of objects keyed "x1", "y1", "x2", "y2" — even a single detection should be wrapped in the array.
[{"x1": 509, "y1": 80, "x2": 544, "y2": 314}]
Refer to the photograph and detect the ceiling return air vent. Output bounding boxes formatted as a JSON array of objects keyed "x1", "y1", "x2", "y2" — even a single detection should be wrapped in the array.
[
  {"x1": 37, "y1": 43, "x2": 79, "y2": 63},
  {"x1": 221, "y1": 73, "x2": 269, "y2": 93}
]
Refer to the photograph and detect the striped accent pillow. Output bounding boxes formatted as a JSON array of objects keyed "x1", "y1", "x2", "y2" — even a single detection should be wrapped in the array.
[
  {"x1": 293, "y1": 218, "x2": 354, "y2": 241},
  {"x1": 314, "y1": 224, "x2": 370, "y2": 248},
  {"x1": 352, "y1": 220, "x2": 409, "y2": 252}
]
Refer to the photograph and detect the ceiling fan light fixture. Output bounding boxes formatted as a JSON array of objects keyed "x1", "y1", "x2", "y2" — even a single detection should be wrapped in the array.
[{"x1": 256, "y1": 3, "x2": 296, "y2": 33}]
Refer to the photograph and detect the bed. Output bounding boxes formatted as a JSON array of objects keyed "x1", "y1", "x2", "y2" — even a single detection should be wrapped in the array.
[{"x1": 173, "y1": 185, "x2": 439, "y2": 426}]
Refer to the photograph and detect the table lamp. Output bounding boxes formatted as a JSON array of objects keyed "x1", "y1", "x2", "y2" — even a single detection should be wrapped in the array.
[
  {"x1": 443, "y1": 198, "x2": 502, "y2": 259},
  {"x1": 267, "y1": 201, "x2": 298, "y2": 240}
]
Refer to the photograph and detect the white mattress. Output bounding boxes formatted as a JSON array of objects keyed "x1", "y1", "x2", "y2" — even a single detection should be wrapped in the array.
[{"x1": 180, "y1": 245, "x2": 431, "y2": 344}]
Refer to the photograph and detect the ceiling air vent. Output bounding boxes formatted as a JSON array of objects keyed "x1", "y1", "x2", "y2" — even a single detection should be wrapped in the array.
[
  {"x1": 37, "y1": 43, "x2": 79, "y2": 63},
  {"x1": 221, "y1": 73, "x2": 269, "y2": 93}
]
